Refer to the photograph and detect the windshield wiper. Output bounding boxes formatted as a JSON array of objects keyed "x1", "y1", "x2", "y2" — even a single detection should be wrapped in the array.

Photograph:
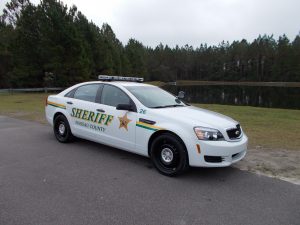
[{"x1": 151, "y1": 104, "x2": 185, "y2": 109}]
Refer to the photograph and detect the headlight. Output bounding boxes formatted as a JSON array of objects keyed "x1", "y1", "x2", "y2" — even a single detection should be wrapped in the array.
[{"x1": 194, "y1": 127, "x2": 224, "y2": 141}]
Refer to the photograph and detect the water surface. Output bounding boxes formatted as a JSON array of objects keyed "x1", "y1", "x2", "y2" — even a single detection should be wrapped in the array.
[{"x1": 163, "y1": 85, "x2": 300, "y2": 109}]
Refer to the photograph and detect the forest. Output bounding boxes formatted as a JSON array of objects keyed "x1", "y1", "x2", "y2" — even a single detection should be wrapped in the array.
[{"x1": 0, "y1": 0, "x2": 300, "y2": 88}]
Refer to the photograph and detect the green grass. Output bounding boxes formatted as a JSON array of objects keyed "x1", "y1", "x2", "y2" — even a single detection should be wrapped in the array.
[
  {"x1": 0, "y1": 93, "x2": 50, "y2": 123},
  {"x1": 195, "y1": 104, "x2": 300, "y2": 150},
  {"x1": 0, "y1": 93, "x2": 299, "y2": 150},
  {"x1": 145, "y1": 81, "x2": 165, "y2": 86}
]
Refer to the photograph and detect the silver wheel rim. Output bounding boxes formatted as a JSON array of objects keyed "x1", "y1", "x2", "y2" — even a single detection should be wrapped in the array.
[
  {"x1": 58, "y1": 123, "x2": 66, "y2": 135},
  {"x1": 161, "y1": 148, "x2": 173, "y2": 164}
]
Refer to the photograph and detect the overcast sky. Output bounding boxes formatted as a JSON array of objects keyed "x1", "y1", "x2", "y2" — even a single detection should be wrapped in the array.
[{"x1": 1, "y1": 0, "x2": 299, "y2": 47}]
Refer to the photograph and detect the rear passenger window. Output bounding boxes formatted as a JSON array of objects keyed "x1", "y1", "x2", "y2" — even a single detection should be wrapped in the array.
[
  {"x1": 74, "y1": 84, "x2": 99, "y2": 102},
  {"x1": 101, "y1": 85, "x2": 131, "y2": 107}
]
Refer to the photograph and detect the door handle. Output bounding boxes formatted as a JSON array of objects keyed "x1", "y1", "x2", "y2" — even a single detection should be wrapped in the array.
[
  {"x1": 67, "y1": 101, "x2": 73, "y2": 105},
  {"x1": 96, "y1": 109, "x2": 105, "y2": 113}
]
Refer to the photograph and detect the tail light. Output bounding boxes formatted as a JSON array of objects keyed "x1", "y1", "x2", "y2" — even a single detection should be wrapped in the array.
[{"x1": 45, "y1": 97, "x2": 48, "y2": 106}]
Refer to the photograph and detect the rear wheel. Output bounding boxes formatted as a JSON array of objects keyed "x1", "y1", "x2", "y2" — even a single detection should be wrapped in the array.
[
  {"x1": 150, "y1": 133, "x2": 189, "y2": 176},
  {"x1": 53, "y1": 115, "x2": 74, "y2": 143}
]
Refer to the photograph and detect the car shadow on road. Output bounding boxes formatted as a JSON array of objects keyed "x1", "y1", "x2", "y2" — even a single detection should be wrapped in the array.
[{"x1": 74, "y1": 137, "x2": 245, "y2": 182}]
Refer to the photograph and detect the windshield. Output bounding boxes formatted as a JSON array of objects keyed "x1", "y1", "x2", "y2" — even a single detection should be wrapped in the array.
[{"x1": 126, "y1": 86, "x2": 186, "y2": 108}]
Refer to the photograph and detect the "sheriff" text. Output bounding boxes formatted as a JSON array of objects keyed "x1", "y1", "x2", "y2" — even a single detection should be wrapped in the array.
[{"x1": 71, "y1": 108, "x2": 114, "y2": 126}]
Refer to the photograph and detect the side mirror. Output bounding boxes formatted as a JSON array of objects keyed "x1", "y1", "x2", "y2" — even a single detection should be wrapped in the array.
[
  {"x1": 177, "y1": 91, "x2": 185, "y2": 99},
  {"x1": 116, "y1": 104, "x2": 134, "y2": 111}
]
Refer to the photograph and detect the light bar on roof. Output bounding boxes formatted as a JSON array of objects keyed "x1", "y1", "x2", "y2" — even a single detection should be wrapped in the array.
[{"x1": 98, "y1": 75, "x2": 144, "y2": 83}]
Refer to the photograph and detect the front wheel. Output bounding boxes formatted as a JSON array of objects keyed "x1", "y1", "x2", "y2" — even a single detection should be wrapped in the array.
[
  {"x1": 53, "y1": 114, "x2": 74, "y2": 143},
  {"x1": 150, "y1": 133, "x2": 189, "y2": 176}
]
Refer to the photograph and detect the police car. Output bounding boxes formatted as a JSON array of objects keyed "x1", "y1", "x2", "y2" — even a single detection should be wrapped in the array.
[{"x1": 45, "y1": 75, "x2": 247, "y2": 176}]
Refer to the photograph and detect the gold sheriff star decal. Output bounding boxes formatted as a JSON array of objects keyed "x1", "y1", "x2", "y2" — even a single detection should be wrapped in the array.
[{"x1": 118, "y1": 113, "x2": 132, "y2": 131}]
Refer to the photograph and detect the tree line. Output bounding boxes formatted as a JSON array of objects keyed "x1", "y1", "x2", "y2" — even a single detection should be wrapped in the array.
[{"x1": 0, "y1": 0, "x2": 299, "y2": 88}]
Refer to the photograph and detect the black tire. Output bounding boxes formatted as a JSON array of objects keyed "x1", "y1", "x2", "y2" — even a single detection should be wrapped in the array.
[
  {"x1": 53, "y1": 114, "x2": 74, "y2": 143},
  {"x1": 150, "y1": 133, "x2": 189, "y2": 176}
]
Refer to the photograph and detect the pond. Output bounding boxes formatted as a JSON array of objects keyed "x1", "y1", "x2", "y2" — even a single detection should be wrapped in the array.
[{"x1": 163, "y1": 85, "x2": 300, "y2": 110}]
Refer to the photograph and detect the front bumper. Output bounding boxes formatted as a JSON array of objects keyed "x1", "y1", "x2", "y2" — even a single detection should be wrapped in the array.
[{"x1": 188, "y1": 135, "x2": 248, "y2": 167}]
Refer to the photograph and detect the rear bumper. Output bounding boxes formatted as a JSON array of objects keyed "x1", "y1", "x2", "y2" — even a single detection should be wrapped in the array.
[
  {"x1": 45, "y1": 107, "x2": 54, "y2": 126},
  {"x1": 188, "y1": 135, "x2": 248, "y2": 167}
]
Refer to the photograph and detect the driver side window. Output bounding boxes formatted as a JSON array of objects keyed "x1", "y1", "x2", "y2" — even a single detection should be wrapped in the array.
[{"x1": 101, "y1": 85, "x2": 131, "y2": 107}]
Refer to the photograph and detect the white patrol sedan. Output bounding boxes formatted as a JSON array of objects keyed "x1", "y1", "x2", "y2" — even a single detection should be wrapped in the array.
[{"x1": 45, "y1": 76, "x2": 247, "y2": 176}]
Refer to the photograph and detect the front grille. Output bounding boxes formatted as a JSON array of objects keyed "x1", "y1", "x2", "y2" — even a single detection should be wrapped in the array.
[
  {"x1": 227, "y1": 124, "x2": 242, "y2": 140},
  {"x1": 204, "y1": 156, "x2": 223, "y2": 163}
]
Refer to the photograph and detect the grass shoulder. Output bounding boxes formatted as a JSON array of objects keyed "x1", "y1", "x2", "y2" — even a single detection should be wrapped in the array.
[
  {"x1": 194, "y1": 104, "x2": 300, "y2": 150},
  {"x1": 0, "y1": 93, "x2": 50, "y2": 123}
]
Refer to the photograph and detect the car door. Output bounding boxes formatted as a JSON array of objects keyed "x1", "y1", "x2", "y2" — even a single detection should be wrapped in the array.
[
  {"x1": 95, "y1": 84, "x2": 137, "y2": 152},
  {"x1": 65, "y1": 83, "x2": 104, "y2": 140}
]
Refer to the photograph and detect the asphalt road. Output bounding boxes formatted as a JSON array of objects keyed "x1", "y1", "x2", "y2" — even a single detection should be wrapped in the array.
[{"x1": 0, "y1": 116, "x2": 299, "y2": 225}]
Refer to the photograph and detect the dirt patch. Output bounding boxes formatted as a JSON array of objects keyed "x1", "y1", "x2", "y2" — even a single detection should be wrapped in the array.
[{"x1": 234, "y1": 147, "x2": 300, "y2": 185}]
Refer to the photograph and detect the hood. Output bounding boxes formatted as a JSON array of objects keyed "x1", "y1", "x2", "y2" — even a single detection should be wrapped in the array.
[{"x1": 154, "y1": 106, "x2": 238, "y2": 129}]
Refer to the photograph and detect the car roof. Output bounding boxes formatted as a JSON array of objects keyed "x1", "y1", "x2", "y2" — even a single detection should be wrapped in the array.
[
  {"x1": 110, "y1": 81, "x2": 153, "y2": 87},
  {"x1": 59, "y1": 80, "x2": 155, "y2": 97},
  {"x1": 78, "y1": 81, "x2": 154, "y2": 87}
]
